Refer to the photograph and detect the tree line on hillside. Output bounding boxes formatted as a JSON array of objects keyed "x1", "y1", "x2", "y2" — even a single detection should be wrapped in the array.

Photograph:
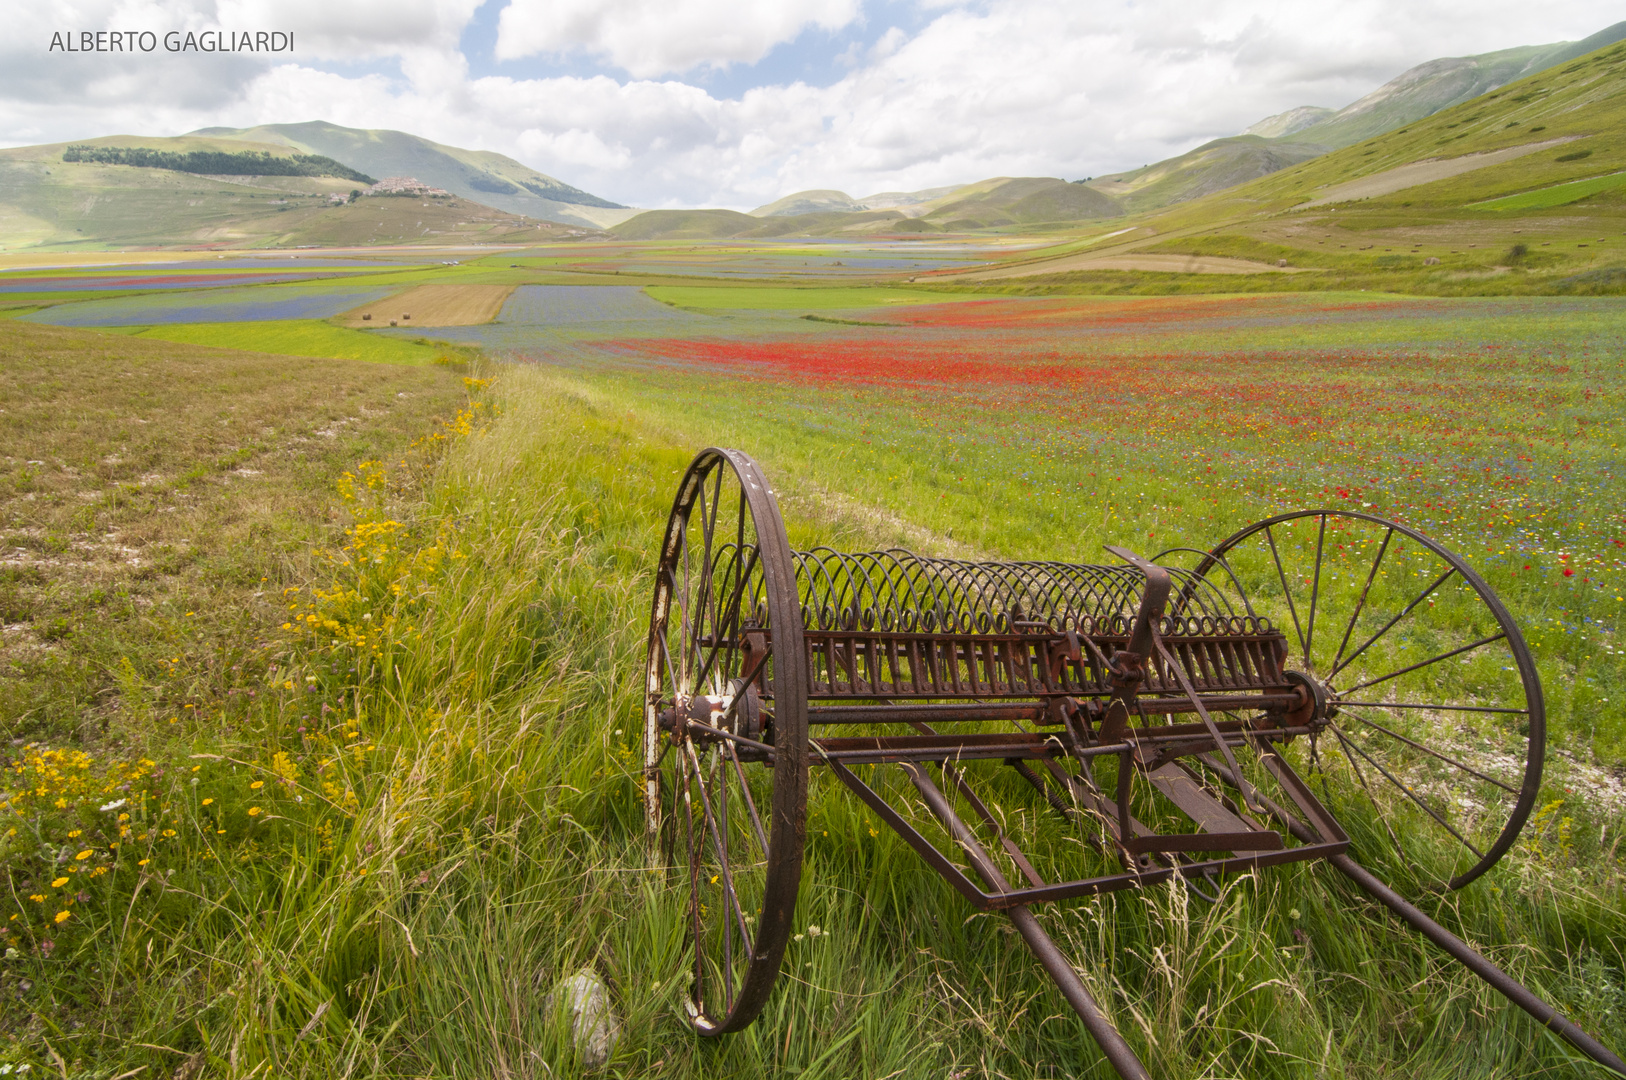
[{"x1": 61, "y1": 145, "x2": 376, "y2": 184}]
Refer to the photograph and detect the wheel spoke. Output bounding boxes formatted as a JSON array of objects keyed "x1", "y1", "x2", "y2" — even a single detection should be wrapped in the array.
[
  {"x1": 685, "y1": 742, "x2": 757, "y2": 969},
  {"x1": 678, "y1": 530, "x2": 693, "y2": 691},
  {"x1": 678, "y1": 742, "x2": 705, "y2": 1007},
  {"x1": 693, "y1": 545, "x2": 761, "y2": 695},
  {"x1": 1341, "y1": 632, "x2": 1507, "y2": 696},
  {"x1": 1304, "y1": 514, "x2": 1326, "y2": 672},
  {"x1": 1331, "y1": 527, "x2": 1393, "y2": 676},
  {"x1": 1340, "y1": 706, "x2": 1520, "y2": 794},
  {"x1": 1333, "y1": 721, "x2": 1484, "y2": 860},
  {"x1": 1329, "y1": 720, "x2": 1408, "y2": 860},
  {"x1": 725, "y1": 740, "x2": 770, "y2": 856},
  {"x1": 656, "y1": 626, "x2": 683, "y2": 706},
  {"x1": 1330, "y1": 565, "x2": 1456, "y2": 680},
  {"x1": 1263, "y1": 525, "x2": 1306, "y2": 661},
  {"x1": 1336, "y1": 700, "x2": 1526, "y2": 716}
]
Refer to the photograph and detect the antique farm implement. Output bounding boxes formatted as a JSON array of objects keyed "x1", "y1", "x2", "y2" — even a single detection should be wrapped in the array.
[{"x1": 642, "y1": 448, "x2": 1624, "y2": 1078}]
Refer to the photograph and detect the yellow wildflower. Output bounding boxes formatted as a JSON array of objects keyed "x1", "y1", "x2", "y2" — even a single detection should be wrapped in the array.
[
  {"x1": 202, "y1": 798, "x2": 213, "y2": 806},
  {"x1": 51, "y1": 877, "x2": 68, "y2": 888},
  {"x1": 55, "y1": 910, "x2": 70, "y2": 924},
  {"x1": 250, "y1": 780, "x2": 264, "y2": 790},
  {"x1": 75, "y1": 849, "x2": 92, "y2": 860},
  {"x1": 248, "y1": 807, "x2": 262, "y2": 816}
]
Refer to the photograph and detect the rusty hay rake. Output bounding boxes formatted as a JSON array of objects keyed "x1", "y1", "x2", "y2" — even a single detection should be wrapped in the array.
[{"x1": 642, "y1": 448, "x2": 1624, "y2": 1079}]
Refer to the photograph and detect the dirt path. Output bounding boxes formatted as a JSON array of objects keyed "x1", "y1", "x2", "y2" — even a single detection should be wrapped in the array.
[
  {"x1": 958, "y1": 252, "x2": 1309, "y2": 280},
  {"x1": 1297, "y1": 137, "x2": 1580, "y2": 208},
  {"x1": 337, "y1": 283, "x2": 515, "y2": 327}
]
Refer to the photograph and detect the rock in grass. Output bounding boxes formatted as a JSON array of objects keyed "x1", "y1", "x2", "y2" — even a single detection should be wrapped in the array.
[{"x1": 546, "y1": 968, "x2": 619, "y2": 1067}]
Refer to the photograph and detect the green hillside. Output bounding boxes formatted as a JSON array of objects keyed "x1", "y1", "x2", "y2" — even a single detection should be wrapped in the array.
[
  {"x1": 1084, "y1": 137, "x2": 1325, "y2": 213},
  {"x1": 0, "y1": 129, "x2": 612, "y2": 251},
  {"x1": 0, "y1": 134, "x2": 594, "y2": 250},
  {"x1": 618, "y1": 176, "x2": 1126, "y2": 240},
  {"x1": 196, "y1": 122, "x2": 636, "y2": 228},
  {"x1": 61, "y1": 144, "x2": 373, "y2": 183},
  {"x1": 917, "y1": 176, "x2": 1123, "y2": 226},
  {"x1": 608, "y1": 208, "x2": 759, "y2": 240},
  {"x1": 958, "y1": 35, "x2": 1626, "y2": 294},
  {"x1": 1084, "y1": 21, "x2": 1626, "y2": 215},
  {"x1": 750, "y1": 189, "x2": 867, "y2": 216}
]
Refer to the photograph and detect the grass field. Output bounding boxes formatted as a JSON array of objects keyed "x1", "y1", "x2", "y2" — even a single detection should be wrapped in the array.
[
  {"x1": 123, "y1": 319, "x2": 459, "y2": 364},
  {"x1": 0, "y1": 256, "x2": 1623, "y2": 1080},
  {"x1": 1477, "y1": 171, "x2": 1626, "y2": 211}
]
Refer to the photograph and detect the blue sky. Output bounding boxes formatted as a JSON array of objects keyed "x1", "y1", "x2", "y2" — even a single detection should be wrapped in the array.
[{"x1": 2, "y1": 1, "x2": 1621, "y2": 210}]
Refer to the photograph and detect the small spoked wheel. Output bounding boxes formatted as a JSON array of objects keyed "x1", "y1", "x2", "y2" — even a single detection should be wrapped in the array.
[
  {"x1": 1180, "y1": 510, "x2": 1543, "y2": 892},
  {"x1": 643, "y1": 448, "x2": 808, "y2": 1034}
]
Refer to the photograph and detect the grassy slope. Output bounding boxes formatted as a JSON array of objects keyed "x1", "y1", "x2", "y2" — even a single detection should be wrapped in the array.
[
  {"x1": 959, "y1": 38, "x2": 1626, "y2": 294},
  {"x1": 202, "y1": 121, "x2": 635, "y2": 227},
  {"x1": 1081, "y1": 26, "x2": 1626, "y2": 217},
  {"x1": 0, "y1": 144, "x2": 593, "y2": 251},
  {"x1": 1084, "y1": 137, "x2": 1327, "y2": 213}
]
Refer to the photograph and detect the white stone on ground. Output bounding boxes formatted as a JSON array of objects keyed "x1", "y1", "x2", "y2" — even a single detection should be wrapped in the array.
[{"x1": 546, "y1": 968, "x2": 620, "y2": 1068}]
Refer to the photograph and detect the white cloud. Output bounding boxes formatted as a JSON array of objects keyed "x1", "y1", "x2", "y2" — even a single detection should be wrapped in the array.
[
  {"x1": 0, "y1": 0, "x2": 1621, "y2": 209},
  {"x1": 493, "y1": 0, "x2": 863, "y2": 76}
]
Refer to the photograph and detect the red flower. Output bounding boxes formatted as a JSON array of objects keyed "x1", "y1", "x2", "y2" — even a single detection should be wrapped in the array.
[{"x1": 1562, "y1": 568, "x2": 1574, "y2": 577}]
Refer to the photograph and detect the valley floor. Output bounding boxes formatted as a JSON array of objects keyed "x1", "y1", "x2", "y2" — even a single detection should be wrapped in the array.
[{"x1": 0, "y1": 257, "x2": 1622, "y2": 1078}]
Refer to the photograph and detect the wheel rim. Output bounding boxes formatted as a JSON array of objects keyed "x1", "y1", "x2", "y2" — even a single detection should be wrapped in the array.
[
  {"x1": 644, "y1": 448, "x2": 807, "y2": 1034},
  {"x1": 1178, "y1": 510, "x2": 1544, "y2": 890}
]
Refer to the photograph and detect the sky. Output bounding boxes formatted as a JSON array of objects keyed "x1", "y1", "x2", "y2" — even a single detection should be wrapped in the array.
[{"x1": 3, "y1": 1, "x2": 1620, "y2": 211}]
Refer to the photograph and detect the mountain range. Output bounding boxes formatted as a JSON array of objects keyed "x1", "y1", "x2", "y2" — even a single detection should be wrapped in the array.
[
  {"x1": 191, "y1": 123, "x2": 639, "y2": 229},
  {"x1": 704, "y1": 19, "x2": 1626, "y2": 240},
  {"x1": 0, "y1": 20, "x2": 1622, "y2": 251}
]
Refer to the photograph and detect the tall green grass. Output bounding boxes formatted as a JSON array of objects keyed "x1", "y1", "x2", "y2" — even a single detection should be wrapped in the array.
[{"x1": 6, "y1": 365, "x2": 1622, "y2": 1078}]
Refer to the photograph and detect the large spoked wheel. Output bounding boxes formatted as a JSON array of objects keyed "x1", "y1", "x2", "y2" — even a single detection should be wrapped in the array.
[
  {"x1": 644, "y1": 448, "x2": 808, "y2": 1035},
  {"x1": 1179, "y1": 510, "x2": 1543, "y2": 891}
]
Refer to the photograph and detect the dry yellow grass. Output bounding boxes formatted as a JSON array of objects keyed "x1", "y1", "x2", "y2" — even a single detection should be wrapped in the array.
[
  {"x1": 1297, "y1": 137, "x2": 1578, "y2": 208},
  {"x1": 337, "y1": 284, "x2": 515, "y2": 328}
]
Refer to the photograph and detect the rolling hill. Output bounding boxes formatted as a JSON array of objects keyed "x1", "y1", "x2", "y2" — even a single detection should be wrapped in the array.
[
  {"x1": 619, "y1": 177, "x2": 1125, "y2": 240},
  {"x1": 947, "y1": 33, "x2": 1626, "y2": 291},
  {"x1": 193, "y1": 122, "x2": 638, "y2": 229},
  {"x1": 0, "y1": 133, "x2": 593, "y2": 250},
  {"x1": 1082, "y1": 21, "x2": 1626, "y2": 215}
]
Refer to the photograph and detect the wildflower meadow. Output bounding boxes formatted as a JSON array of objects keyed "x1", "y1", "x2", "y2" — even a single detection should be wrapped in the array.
[{"x1": 1, "y1": 282, "x2": 1622, "y2": 1079}]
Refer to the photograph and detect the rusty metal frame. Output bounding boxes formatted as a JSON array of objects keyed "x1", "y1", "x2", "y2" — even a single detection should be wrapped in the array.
[{"x1": 646, "y1": 449, "x2": 1624, "y2": 1078}]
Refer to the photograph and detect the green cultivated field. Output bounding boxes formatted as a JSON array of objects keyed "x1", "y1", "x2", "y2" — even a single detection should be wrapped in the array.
[
  {"x1": 0, "y1": 257, "x2": 1622, "y2": 1080},
  {"x1": 124, "y1": 319, "x2": 457, "y2": 365}
]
